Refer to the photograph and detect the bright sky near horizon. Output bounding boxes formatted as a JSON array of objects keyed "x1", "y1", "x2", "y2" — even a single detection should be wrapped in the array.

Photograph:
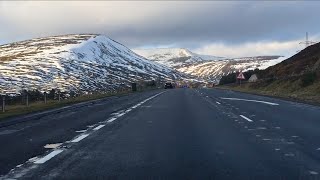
[{"x1": 0, "y1": 1, "x2": 319, "y2": 58}]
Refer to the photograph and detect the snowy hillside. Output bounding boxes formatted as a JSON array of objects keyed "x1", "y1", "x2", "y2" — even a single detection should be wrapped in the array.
[
  {"x1": 0, "y1": 34, "x2": 184, "y2": 94},
  {"x1": 134, "y1": 48, "x2": 224, "y2": 67},
  {"x1": 177, "y1": 56, "x2": 284, "y2": 83},
  {"x1": 134, "y1": 48, "x2": 283, "y2": 83}
]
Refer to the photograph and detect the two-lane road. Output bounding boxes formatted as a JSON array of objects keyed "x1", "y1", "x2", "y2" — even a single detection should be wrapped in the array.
[{"x1": 2, "y1": 88, "x2": 320, "y2": 179}]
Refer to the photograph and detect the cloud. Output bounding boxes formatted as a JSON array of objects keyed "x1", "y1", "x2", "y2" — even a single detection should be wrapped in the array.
[
  {"x1": 193, "y1": 40, "x2": 301, "y2": 58},
  {"x1": 0, "y1": 1, "x2": 320, "y2": 56}
]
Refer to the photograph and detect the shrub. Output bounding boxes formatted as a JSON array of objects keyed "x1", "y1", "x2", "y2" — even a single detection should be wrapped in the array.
[{"x1": 300, "y1": 72, "x2": 317, "y2": 87}]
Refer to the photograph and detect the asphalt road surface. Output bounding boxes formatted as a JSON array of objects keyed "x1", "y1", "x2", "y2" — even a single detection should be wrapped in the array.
[{"x1": 1, "y1": 88, "x2": 320, "y2": 180}]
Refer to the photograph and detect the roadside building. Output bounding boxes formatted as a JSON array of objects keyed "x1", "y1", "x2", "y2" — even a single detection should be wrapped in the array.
[{"x1": 248, "y1": 74, "x2": 258, "y2": 82}]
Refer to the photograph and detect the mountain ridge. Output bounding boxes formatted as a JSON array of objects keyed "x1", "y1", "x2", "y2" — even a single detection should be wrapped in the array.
[{"x1": 134, "y1": 48, "x2": 283, "y2": 83}]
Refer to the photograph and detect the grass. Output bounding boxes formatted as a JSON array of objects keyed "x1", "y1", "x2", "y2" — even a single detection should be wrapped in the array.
[
  {"x1": 0, "y1": 88, "x2": 157, "y2": 120},
  {"x1": 217, "y1": 79, "x2": 320, "y2": 106}
]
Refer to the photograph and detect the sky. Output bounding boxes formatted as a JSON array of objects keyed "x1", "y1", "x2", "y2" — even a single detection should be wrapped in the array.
[{"x1": 0, "y1": 1, "x2": 320, "y2": 58}]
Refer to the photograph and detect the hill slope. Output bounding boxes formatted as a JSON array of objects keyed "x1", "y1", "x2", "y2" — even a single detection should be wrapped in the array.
[
  {"x1": 0, "y1": 34, "x2": 184, "y2": 94},
  {"x1": 262, "y1": 42, "x2": 320, "y2": 78},
  {"x1": 220, "y1": 42, "x2": 320, "y2": 104}
]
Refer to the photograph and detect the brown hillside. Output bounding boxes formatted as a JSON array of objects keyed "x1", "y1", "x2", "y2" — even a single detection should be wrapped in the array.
[{"x1": 262, "y1": 42, "x2": 320, "y2": 78}]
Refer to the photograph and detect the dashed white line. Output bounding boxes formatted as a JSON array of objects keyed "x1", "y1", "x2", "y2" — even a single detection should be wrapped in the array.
[
  {"x1": 34, "y1": 149, "x2": 64, "y2": 164},
  {"x1": 75, "y1": 130, "x2": 87, "y2": 133},
  {"x1": 240, "y1": 115, "x2": 253, "y2": 122},
  {"x1": 93, "y1": 125, "x2": 105, "y2": 131},
  {"x1": 309, "y1": 171, "x2": 319, "y2": 175},
  {"x1": 71, "y1": 134, "x2": 89, "y2": 143},
  {"x1": 216, "y1": 101, "x2": 221, "y2": 105},
  {"x1": 284, "y1": 153, "x2": 295, "y2": 157}
]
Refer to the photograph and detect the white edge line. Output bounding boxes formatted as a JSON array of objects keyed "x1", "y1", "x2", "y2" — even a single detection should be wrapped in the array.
[
  {"x1": 240, "y1": 115, "x2": 253, "y2": 122},
  {"x1": 220, "y1": 97, "x2": 279, "y2": 106},
  {"x1": 71, "y1": 134, "x2": 90, "y2": 143},
  {"x1": 34, "y1": 149, "x2": 64, "y2": 164},
  {"x1": 116, "y1": 113, "x2": 125, "y2": 117},
  {"x1": 93, "y1": 125, "x2": 105, "y2": 131},
  {"x1": 107, "y1": 117, "x2": 117, "y2": 123}
]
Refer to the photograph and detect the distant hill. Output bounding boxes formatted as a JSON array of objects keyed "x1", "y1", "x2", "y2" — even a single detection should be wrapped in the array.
[
  {"x1": 134, "y1": 48, "x2": 283, "y2": 83},
  {"x1": 134, "y1": 48, "x2": 224, "y2": 67}
]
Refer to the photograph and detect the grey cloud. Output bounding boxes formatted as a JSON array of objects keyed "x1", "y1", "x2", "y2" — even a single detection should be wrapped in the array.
[{"x1": 0, "y1": 1, "x2": 320, "y2": 52}]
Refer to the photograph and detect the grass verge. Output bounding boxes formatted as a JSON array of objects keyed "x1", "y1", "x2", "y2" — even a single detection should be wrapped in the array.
[
  {"x1": 0, "y1": 89, "x2": 153, "y2": 120},
  {"x1": 217, "y1": 80, "x2": 320, "y2": 106}
]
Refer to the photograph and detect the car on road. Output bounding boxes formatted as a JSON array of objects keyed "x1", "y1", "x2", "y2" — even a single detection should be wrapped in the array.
[{"x1": 164, "y1": 82, "x2": 174, "y2": 89}]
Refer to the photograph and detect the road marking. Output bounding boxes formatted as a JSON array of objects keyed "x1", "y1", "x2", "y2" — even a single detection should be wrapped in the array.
[
  {"x1": 284, "y1": 153, "x2": 295, "y2": 157},
  {"x1": 309, "y1": 171, "x2": 319, "y2": 175},
  {"x1": 71, "y1": 134, "x2": 89, "y2": 143},
  {"x1": 240, "y1": 115, "x2": 253, "y2": 122},
  {"x1": 216, "y1": 101, "x2": 221, "y2": 105},
  {"x1": 75, "y1": 130, "x2": 87, "y2": 133},
  {"x1": 116, "y1": 113, "x2": 125, "y2": 117},
  {"x1": 34, "y1": 149, "x2": 64, "y2": 164},
  {"x1": 107, "y1": 117, "x2": 117, "y2": 123},
  {"x1": 220, "y1": 97, "x2": 279, "y2": 106},
  {"x1": 93, "y1": 125, "x2": 105, "y2": 131}
]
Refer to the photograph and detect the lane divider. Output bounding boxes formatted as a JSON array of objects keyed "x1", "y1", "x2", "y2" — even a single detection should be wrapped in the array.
[
  {"x1": 240, "y1": 115, "x2": 253, "y2": 122},
  {"x1": 71, "y1": 134, "x2": 90, "y2": 143},
  {"x1": 34, "y1": 150, "x2": 64, "y2": 164}
]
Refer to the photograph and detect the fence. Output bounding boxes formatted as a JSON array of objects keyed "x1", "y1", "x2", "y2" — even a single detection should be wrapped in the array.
[{"x1": 0, "y1": 80, "x2": 161, "y2": 114}]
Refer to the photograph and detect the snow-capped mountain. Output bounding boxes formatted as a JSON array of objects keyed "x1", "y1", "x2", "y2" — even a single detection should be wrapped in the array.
[
  {"x1": 134, "y1": 48, "x2": 224, "y2": 67},
  {"x1": 134, "y1": 48, "x2": 283, "y2": 83},
  {"x1": 0, "y1": 34, "x2": 184, "y2": 94}
]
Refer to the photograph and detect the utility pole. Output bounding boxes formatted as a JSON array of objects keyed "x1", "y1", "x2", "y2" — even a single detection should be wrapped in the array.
[
  {"x1": 299, "y1": 32, "x2": 316, "y2": 49},
  {"x1": 44, "y1": 91, "x2": 47, "y2": 104},
  {"x1": 26, "y1": 92, "x2": 29, "y2": 107},
  {"x1": 2, "y1": 94, "x2": 5, "y2": 113}
]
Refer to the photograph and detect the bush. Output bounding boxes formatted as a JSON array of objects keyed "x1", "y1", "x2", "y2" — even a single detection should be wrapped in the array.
[{"x1": 300, "y1": 72, "x2": 317, "y2": 87}]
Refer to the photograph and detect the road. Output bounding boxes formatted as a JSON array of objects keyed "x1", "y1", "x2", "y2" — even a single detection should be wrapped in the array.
[{"x1": 1, "y1": 88, "x2": 320, "y2": 179}]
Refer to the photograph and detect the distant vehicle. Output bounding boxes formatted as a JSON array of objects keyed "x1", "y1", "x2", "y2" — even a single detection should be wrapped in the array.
[{"x1": 164, "y1": 82, "x2": 174, "y2": 89}]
